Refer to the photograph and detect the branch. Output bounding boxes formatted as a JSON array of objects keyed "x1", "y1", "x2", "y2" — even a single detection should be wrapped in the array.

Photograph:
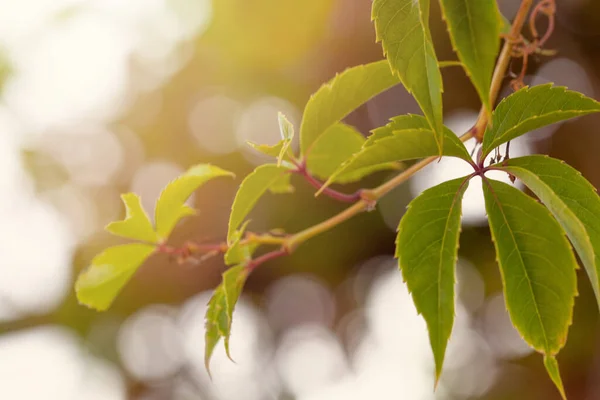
[{"x1": 293, "y1": 161, "x2": 362, "y2": 203}]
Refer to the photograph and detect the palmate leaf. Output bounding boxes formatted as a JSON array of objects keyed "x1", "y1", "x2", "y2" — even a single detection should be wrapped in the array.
[
  {"x1": 396, "y1": 177, "x2": 470, "y2": 382},
  {"x1": 481, "y1": 84, "x2": 600, "y2": 158},
  {"x1": 319, "y1": 125, "x2": 471, "y2": 193},
  {"x1": 483, "y1": 178, "x2": 576, "y2": 397},
  {"x1": 155, "y1": 164, "x2": 235, "y2": 240},
  {"x1": 75, "y1": 243, "x2": 156, "y2": 311},
  {"x1": 299, "y1": 60, "x2": 400, "y2": 155},
  {"x1": 499, "y1": 155, "x2": 600, "y2": 309},
  {"x1": 372, "y1": 0, "x2": 444, "y2": 152},
  {"x1": 439, "y1": 0, "x2": 501, "y2": 112},
  {"x1": 106, "y1": 193, "x2": 159, "y2": 244},
  {"x1": 205, "y1": 265, "x2": 249, "y2": 374},
  {"x1": 306, "y1": 122, "x2": 398, "y2": 184},
  {"x1": 227, "y1": 164, "x2": 293, "y2": 242}
]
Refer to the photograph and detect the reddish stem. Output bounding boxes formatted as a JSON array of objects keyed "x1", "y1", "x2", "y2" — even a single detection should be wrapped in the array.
[
  {"x1": 246, "y1": 248, "x2": 288, "y2": 272},
  {"x1": 293, "y1": 161, "x2": 362, "y2": 203}
]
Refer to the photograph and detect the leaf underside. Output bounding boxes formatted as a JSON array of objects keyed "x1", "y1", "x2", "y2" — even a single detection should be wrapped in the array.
[{"x1": 396, "y1": 176, "x2": 470, "y2": 382}]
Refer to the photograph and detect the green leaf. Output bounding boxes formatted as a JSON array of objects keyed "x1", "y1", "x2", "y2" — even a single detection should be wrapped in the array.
[
  {"x1": 299, "y1": 60, "x2": 400, "y2": 155},
  {"x1": 439, "y1": 0, "x2": 501, "y2": 112},
  {"x1": 482, "y1": 178, "x2": 577, "y2": 357},
  {"x1": 155, "y1": 164, "x2": 234, "y2": 240},
  {"x1": 105, "y1": 193, "x2": 159, "y2": 244},
  {"x1": 205, "y1": 265, "x2": 249, "y2": 374},
  {"x1": 396, "y1": 177, "x2": 470, "y2": 382},
  {"x1": 306, "y1": 122, "x2": 397, "y2": 183},
  {"x1": 75, "y1": 243, "x2": 156, "y2": 311},
  {"x1": 481, "y1": 84, "x2": 600, "y2": 158},
  {"x1": 224, "y1": 221, "x2": 258, "y2": 266},
  {"x1": 372, "y1": 0, "x2": 444, "y2": 151},
  {"x1": 320, "y1": 126, "x2": 471, "y2": 192},
  {"x1": 544, "y1": 355, "x2": 568, "y2": 400},
  {"x1": 364, "y1": 114, "x2": 431, "y2": 147},
  {"x1": 499, "y1": 155, "x2": 600, "y2": 309},
  {"x1": 228, "y1": 164, "x2": 293, "y2": 242},
  {"x1": 276, "y1": 112, "x2": 294, "y2": 166}
]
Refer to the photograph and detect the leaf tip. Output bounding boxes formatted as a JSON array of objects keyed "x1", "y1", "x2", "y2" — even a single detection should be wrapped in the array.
[{"x1": 544, "y1": 355, "x2": 567, "y2": 400}]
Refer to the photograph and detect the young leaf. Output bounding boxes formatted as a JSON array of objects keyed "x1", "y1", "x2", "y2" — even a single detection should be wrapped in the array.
[
  {"x1": 306, "y1": 122, "x2": 397, "y2": 183},
  {"x1": 483, "y1": 179, "x2": 577, "y2": 362},
  {"x1": 75, "y1": 243, "x2": 156, "y2": 311},
  {"x1": 105, "y1": 193, "x2": 159, "y2": 244},
  {"x1": 439, "y1": 0, "x2": 501, "y2": 112},
  {"x1": 499, "y1": 155, "x2": 600, "y2": 309},
  {"x1": 321, "y1": 127, "x2": 471, "y2": 191},
  {"x1": 228, "y1": 164, "x2": 293, "y2": 242},
  {"x1": 396, "y1": 177, "x2": 470, "y2": 382},
  {"x1": 224, "y1": 221, "x2": 258, "y2": 266},
  {"x1": 276, "y1": 112, "x2": 294, "y2": 166},
  {"x1": 155, "y1": 164, "x2": 235, "y2": 240},
  {"x1": 481, "y1": 84, "x2": 600, "y2": 158},
  {"x1": 372, "y1": 0, "x2": 444, "y2": 151},
  {"x1": 299, "y1": 60, "x2": 400, "y2": 155},
  {"x1": 544, "y1": 356, "x2": 567, "y2": 400},
  {"x1": 205, "y1": 265, "x2": 249, "y2": 373},
  {"x1": 364, "y1": 114, "x2": 431, "y2": 147}
]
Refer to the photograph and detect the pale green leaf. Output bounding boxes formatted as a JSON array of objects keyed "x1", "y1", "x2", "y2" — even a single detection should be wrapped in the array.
[
  {"x1": 499, "y1": 155, "x2": 600, "y2": 309},
  {"x1": 544, "y1": 355, "x2": 567, "y2": 400},
  {"x1": 224, "y1": 221, "x2": 258, "y2": 266},
  {"x1": 75, "y1": 243, "x2": 156, "y2": 311},
  {"x1": 306, "y1": 122, "x2": 397, "y2": 183},
  {"x1": 372, "y1": 0, "x2": 444, "y2": 151},
  {"x1": 105, "y1": 193, "x2": 159, "y2": 244},
  {"x1": 481, "y1": 84, "x2": 600, "y2": 158},
  {"x1": 396, "y1": 177, "x2": 470, "y2": 382},
  {"x1": 277, "y1": 112, "x2": 294, "y2": 166},
  {"x1": 247, "y1": 140, "x2": 285, "y2": 158},
  {"x1": 205, "y1": 265, "x2": 249, "y2": 373},
  {"x1": 299, "y1": 60, "x2": 400, "y2": 154},
  {"x1": 483, "y1": 178, "x2": 577, "y2": 356},
  {"x1": 321, "y1": 126, "x2": 471, "y2": 191},
  {"x1": 155, "y1": 164, "x2": 234, "y2": 240},
  {"x1": 439, "y1": 0, "x2": 501, "y2": 111},
  {"x1": 228, "y1": 164, "x2": 292, "y2": 242}
]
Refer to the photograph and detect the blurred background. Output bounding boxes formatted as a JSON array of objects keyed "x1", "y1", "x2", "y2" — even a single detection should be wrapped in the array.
[{"x1": 0, "y1": 0, "x2": 599, "y2": 399}]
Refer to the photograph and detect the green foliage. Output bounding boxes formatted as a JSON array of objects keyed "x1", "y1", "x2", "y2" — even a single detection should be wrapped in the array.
[
  {"x1": 372, "y1": 0, "x2": 444, "y2": 151},
  {"x1": 544, "y1": 355, "x2": 567, "y2": 400},
  {"x1": 483, "y1": 179, "x2": 576, "y2": 393},
  {"x1": 299, "y1": 60, "x2": 400, "y2": 155},
  {"x1": 500, "y1": 155, "x2": 600, "y2": 309},
  {"x1": 396, "y1": 177, "x2": 469, "y2": 382},
  {"x1": 155, "y1": 164, "x2": 235, "y2": 239},
  {"x1": 224, "y1": 221, "x2": 258, "y2": 266},
  {"x1": 76, "y1": 3, "x2": 600, "y2": 395},
  {"x1": 204, "y1": 265, "x2": 249, "y2": 373},
  {"x1": 481, "y1": 84, "x2": 600, "y2": 158},
  {"x1": 106, "y1": 193, "x2": 159, "y2": 244},
  {"x1": 439, "y1": 0, "x2": 501, "y2": 111},
  {"x1": 306, "y1": 123, "x2": 397, "y2": 183},
  {"x1": 227, "y1": 164, "x2": 293, "y2": 242},
  {"x1": 75, "y1": 244, "x2": 156, "y2": 311},
  {"x1": 321, "y1": 125, "x2": 471, "y2": 191}
]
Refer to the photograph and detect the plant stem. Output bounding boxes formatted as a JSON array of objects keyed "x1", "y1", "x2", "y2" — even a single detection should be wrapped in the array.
[
  {"x1": 438, "y1": 60, "x2": 463, "y2": 68},
  {"x1": 474, "y1": 0, "x2": 535, "y2": 143}
]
